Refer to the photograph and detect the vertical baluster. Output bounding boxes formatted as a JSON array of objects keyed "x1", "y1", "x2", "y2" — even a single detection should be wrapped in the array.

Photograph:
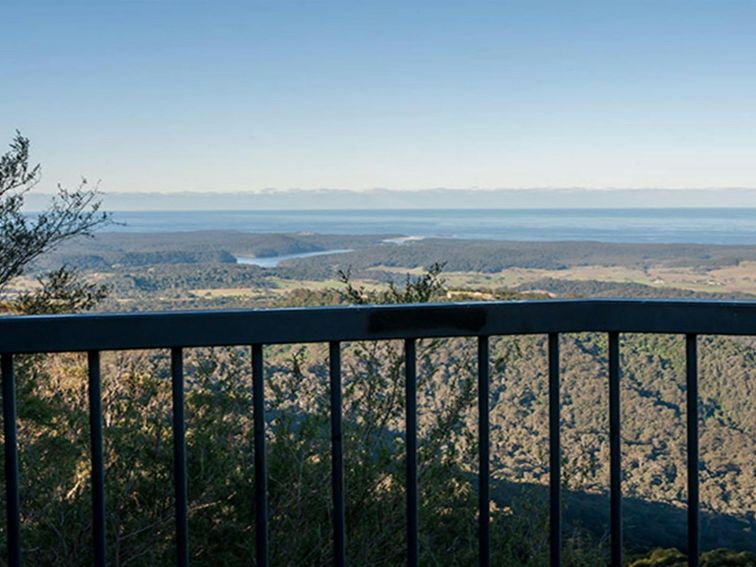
[
  {"x1": 252, "y1": 344, "x2": 269, "y2": 566},
  {"x1": 477, "y1": 336, "x2": 490, "y2": 567},
  {"x1": 171, "y1": 348, "x2": 189, "y2": 566},
  {"x1": 548, "y1": 333, "x2": 561, "y2": 567},
  {"x1": 88, "y1": 350, "x2": 107, "y2": 567},
  {"x1": 608, "y1": 332, "x2": 622, "y2": 567},
  {"x1": 405, "y1": 338, "x2": 418, "y2": 567},
  {"x1": 1, "y1": 354, "x2": 20, "y2": 567},
  {"x1": 329, "y1": 341, "x2": 346, "y2": 567},
  {"x1": 686, "y1": 335, "x2": 699, "y2": 567}
]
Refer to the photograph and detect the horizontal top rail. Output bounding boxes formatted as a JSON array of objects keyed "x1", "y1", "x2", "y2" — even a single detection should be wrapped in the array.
[{"x1": 0, "y1": 299, "x2": 755, "y2": 354}]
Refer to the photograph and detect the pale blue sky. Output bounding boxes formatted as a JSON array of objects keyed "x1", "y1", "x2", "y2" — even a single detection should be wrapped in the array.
[{"x1": 2, "y1": 1, "x2": 755, "y2": 192}]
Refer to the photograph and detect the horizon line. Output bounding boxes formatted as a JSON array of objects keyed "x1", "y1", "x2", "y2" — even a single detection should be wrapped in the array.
[{"x1": 26, "y1": 186, "x2": 756, "y2": 196}]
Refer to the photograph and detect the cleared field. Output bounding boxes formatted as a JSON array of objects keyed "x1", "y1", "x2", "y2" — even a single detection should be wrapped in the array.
[
  {"x1": 370, "y1": 261, "x2": 756, "y2": 295},
  {"x1": 189, "y1": 278, "x2": 386, "y2": 299},
  {"x1": 652, "y1": 261, "x2": 756, "y2": 294},
  {"x1": 189, "y1": 287, "x2": 270, "y2": 299}
]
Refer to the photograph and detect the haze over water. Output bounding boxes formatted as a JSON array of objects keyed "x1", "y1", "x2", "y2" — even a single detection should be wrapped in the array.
[{"x1": 109, "y1": 208, "x2": 756, "y2": 245}]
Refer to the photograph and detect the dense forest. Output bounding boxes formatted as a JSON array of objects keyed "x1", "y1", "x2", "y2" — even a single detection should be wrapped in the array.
[
  {"x1": 29, "y1": 231, "x2": 756, "y2": 273},
  {"x1": 5, "y1": 332, "x2": 754, "y2": 565}
]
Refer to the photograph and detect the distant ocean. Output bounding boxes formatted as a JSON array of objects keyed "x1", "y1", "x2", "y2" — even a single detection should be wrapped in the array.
[{"x1": 108, "y1": 209, "x2": 756, "y2": 245}]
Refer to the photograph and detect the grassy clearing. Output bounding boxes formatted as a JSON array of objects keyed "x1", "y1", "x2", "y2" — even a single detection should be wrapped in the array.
[
  {"x1": 370, "y1": 262, "x2": 756, "y2": 294},
  {"x1": 189, "y1": 277, "x2": 387, "y2": 299}
]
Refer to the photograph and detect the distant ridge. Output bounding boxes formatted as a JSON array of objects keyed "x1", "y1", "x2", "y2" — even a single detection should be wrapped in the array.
[{"x1": 24, "y1": 187, "x2": 756, "y2": 211}]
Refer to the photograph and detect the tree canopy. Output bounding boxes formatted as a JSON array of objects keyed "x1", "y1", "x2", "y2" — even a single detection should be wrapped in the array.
[{"x1": 0, "y1": 132, "x2": 110, "y2": 312}]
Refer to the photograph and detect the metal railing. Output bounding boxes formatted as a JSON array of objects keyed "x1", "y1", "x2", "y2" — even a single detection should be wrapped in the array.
[{"x1": 1, "y1": 299, "x2": 755, "y2": 566}]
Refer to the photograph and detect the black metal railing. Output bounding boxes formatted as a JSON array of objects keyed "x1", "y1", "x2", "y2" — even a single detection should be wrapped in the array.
[{"x1": 1, "y1": 299, "x2": 755, "y2": 567}]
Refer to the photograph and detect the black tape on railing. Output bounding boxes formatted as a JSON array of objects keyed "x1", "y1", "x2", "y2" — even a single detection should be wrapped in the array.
[
  {"x1": 252, "y1": 344, "x2": 269, "y2": 566},
  {"x1": 405, "y1": 338, "x2": 419, "y2": 567},
  {"x1": 171, "y1": 348, "x2": 190, "y2": 567},
  {"x1": 87, "y1": 351, "x2": 107, "y2": 567},
  {"x1": 329, "y1": 341, "x2": 346, "y2": 567},
  {"x1": 1, "y1": 354, "x2": 21, "y2": 567},
  {"x1": 686, "y1": 335, "x2": 699, "y2": 567},
  {"x1": 548, "y1": 333, "x2": 561, "y2": 567},
  {"x1": 609, "y1": 332, "x2": 622, "y2": 567},
  {"x1": 477, "y1": 336, "x2": 491, "y2": 567}
]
